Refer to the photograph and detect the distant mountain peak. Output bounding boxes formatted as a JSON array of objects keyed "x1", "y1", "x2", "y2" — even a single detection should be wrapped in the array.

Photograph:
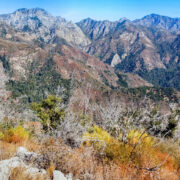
[
  {"x1": 0, "y1": 8, "x2": 90, "y2": 47},
  {"x1": 80, "y1": 18, "x2": 111, "y2": 23},
  {"x1": 119, "y1": 17, "x2": 129, "y2": 22},
  {"x1": 84, "y1": 17, "x2": 94, "y2": 21},
  {"x1": 15, "y1": 8, "x2": 28, "y2": 13},
  {"x1": 118, "y1": 17, "x2": 131, "y2": 24},
  {"x1": 134, "y1": 13, "x2": 180, "y2": 32},
  {"x1": 80, "y1": 17, "x2": 96, "y2": 23},
  {"x1": 142, "y1": 13, "x2": 180, "y2": 20},
  {"x1": 13, "y1": 8, "x2": 50, "y2": 16},
  {"x1": 144, "y1": 13, "x2": 161, "y2": 17}
]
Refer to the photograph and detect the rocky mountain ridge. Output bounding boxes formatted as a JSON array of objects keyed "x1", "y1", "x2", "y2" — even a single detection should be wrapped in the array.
[
  {"x1": 0, "y1": 8, "x2": 90, "y2": 47},
  {"x1": 77, "y1": 15, "x2": 180, "y2": 90},
  {"x1": 134, "y1": 14, "x2": 180, "y2": 32},
  {"x1": 77, "y1": 18, "x2": 175, "y2": 69}
]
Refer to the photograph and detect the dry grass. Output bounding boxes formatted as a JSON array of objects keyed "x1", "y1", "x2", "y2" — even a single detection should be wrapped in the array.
[
  {"x1": 1, "y1": 127, "x2": 180, "y2": 180},
  {"x1": 21, "y1": 138, "x2": 41, "y2": 153},
  {"x1": 9, "y1": 166, "x2": 48, "y2": 180},
  {"x1": 0, "y1": 138, "x2": 40, "y2": 161},
  {"x1": 0, "y1": 139, "x2": 49, "y2": 180},
  {"x1": 47, "y1": 162, "x2": 56, "y2": 179},
  {"x1": 0, "y1": 141, "x2": 17, "y2": 160},
  {"x1": 1, "y1": 137, "x2": 180, "y2": 180},
  {"x1": 38, "y1": 136, "x2": 180, "y2": 180},
  {"x1": 25, "y1": 121, "x2": 43, "y2": 136}
]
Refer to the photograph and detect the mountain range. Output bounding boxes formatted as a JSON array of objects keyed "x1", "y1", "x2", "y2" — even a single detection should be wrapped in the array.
[
  {"x1": 77, "y1": 14, "x2": 180, "y2": 90},
  {"x1": 0, "y1": 8, "x2": 179, "y2": 117}
]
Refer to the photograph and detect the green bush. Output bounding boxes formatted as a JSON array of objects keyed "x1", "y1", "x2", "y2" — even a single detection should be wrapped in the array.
[
  {"x1": 31, "y1": 95, "x2": 65, "y2": 133},
  {"x1": 0, "y1": 55, "x2": 11, "y2": 73}
]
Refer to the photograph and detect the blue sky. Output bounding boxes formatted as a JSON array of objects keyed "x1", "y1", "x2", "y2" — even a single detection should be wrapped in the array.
[{"x1": 0, "y1": 0, "x2": 180, "y2": 22}]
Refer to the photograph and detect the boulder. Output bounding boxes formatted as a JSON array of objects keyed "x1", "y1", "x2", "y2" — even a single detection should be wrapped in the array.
[
  {"x1": 16, "y1": 146, "x2": 38, "y2": 160},
  {"x1": 0, "y1": 147, "x2": 74, "y2": 180},
  {"x1": 0, "y1": 157, "x2": 22, "y2": 180},
  {"x1": 53, "y1": 170, "x2": 68, "y2": 180},
  {"x1": 0, "y1": 147, "x2": 48, "y2": 180}
]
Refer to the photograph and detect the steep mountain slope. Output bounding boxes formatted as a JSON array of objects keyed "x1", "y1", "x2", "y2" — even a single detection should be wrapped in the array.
[
  {"x1": 77, "y1": 17, "x2": 180, "y2": 90},
  {"x1": 0, "y1": 17, "x2": 122, "y2": 106},
  {"x1": 78, "y1": 18, "x2": 176, "y2": 69},
  {"x1": 77, "y1": 18, "x2": 118, "y2": 41},
  {"x1": 0, "y1": 8, "x2": 159, "y2": 91}
]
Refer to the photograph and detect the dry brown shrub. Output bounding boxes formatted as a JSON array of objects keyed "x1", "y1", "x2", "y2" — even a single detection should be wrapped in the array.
[
  {"x1": 25, "y1": 121, "x2": 43, "y2": 136},
  {"x1": 38, "y1": 137, "x2": 180, "y2": 180},
  {"x1": 39, "y1": 137, "x2": 71, "y2": 170},
  {"x1": 39, "y1": 138, "x2": 140, "y2": 179},
  {"x1": 2, "y1": 133, "x2": 180, "y2": 180},
  {"x1": 2, "y1": 135, "x2": 179, "y2": 180},
  {"x1": 22, "y1": 138, "x2": 41, "y2": 153}
]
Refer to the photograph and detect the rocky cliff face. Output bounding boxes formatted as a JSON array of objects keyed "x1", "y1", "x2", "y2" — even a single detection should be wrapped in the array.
[
  {"x1": 77, "y1": 18, "x2": 118, "y2": 40},
  {"x1": 0, "y1": 8, "x2": 90, "y2": 47}
]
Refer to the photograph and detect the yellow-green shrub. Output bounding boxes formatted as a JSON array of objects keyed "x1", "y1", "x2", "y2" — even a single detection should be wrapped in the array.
[
  {"x1": 83, "y1": 126, "x2": 133, "y2": 163},
  {"x1": 83, "y1": 126, "x2": 158, "y2": 166},
  {"x1": 1, "y1": 126, "x2": 29, "y2": 143},
  {"x1": 127, "y1": 129, "x2": 159, "y2": 166},
  {"x1": 127, "y1": 129, "x2": 155, "y2": 147}
]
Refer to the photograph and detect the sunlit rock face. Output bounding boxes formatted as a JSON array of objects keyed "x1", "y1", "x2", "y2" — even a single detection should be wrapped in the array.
[{"x1": 0, "y1": 8, "x2": 91, "y2": 47}]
